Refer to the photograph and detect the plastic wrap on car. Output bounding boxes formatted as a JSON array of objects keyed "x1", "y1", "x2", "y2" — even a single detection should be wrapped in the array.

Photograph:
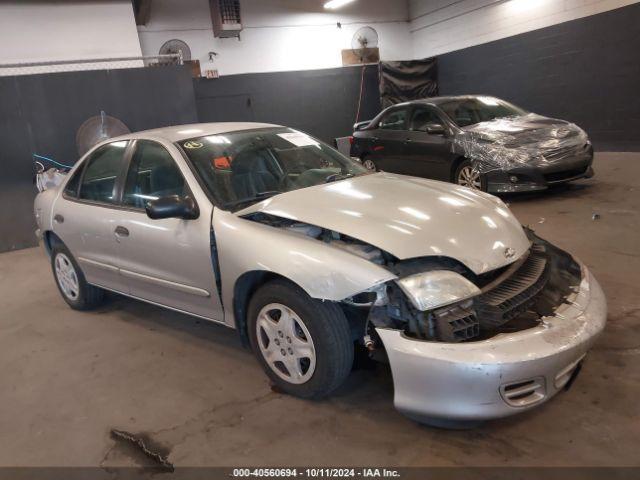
[
  {"x1": 36, "y1": 168, "x2": 67, "y2": 192},
  {"x1": 452, "y1": 113, "x2": 589, "y2": 174}
]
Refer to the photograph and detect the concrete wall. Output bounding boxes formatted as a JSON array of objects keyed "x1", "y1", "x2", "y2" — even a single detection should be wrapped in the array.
[
  {"x1": 194, "y1": 64, "x2": 381, "y2": 144},
  {"x1": 137, "y1": 0, "x2": 411, "y2": 75},
  {"x1": 410, "y1": 0, "x2": 639, "y2": 59},
  {"x1": 0, "y1": 1, "x2": 143, "y2": 76}
]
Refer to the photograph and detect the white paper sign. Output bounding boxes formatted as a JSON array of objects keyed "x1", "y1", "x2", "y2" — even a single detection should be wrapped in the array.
[{"x1": 277, "y1": 132, "x2": 319, "y2": 147}]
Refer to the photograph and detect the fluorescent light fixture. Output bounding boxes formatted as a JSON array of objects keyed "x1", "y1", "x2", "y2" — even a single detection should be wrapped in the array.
[{"x1": 324, "y1": 0, "x2": 356, "y2": 9}]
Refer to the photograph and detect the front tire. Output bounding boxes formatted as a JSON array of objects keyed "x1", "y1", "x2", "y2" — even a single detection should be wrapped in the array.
[
  {"x1": 51, "y1": 244, "x2": 105, "y2": 310},
  {"x1": 248, "y1": 279, "x2": 353, "y2": 399},
  {"x1": 455, "y1": 159, "x2": 487, "y2": 191}
]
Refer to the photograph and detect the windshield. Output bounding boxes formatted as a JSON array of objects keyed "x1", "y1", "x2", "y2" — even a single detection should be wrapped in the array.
[
  {"x1": 179, "y1": 127, "x2": 370, "y2": 211},
  {"x1": 439, "y1": 97, "x2": 527, "y2": 127}
]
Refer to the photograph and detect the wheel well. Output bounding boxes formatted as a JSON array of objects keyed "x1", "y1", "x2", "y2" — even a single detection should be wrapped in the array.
[
  {"x1": 42, "y1": 231, "x2": 63, "y2": 257},
  {"x1": 450, "y1": 156, "x2": 468, "y2": 182},
  {"x1": 233, "y1": 271, "x2": 297, "y2": 347}
]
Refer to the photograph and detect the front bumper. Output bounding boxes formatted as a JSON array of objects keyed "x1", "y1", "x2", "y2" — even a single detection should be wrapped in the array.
[
  {"x1": 377, "y1": 264, "x2": 607, "y2": 422},
  {"x1": 486, "y1": 148, "x2": 594, "y2": 194}
]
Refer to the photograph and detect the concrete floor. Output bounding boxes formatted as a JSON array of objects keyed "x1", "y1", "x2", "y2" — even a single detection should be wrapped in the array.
[{"x1": 1, "y1": 153, "x2": 638, "y2": 467}]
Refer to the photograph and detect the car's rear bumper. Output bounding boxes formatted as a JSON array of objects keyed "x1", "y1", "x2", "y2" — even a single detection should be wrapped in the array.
[
  {"x1": 376, "y1": 263, "x2": 606, "y2": 422},
  {"x1": 486, "y1": 148, "x2": 594, "y2": 194}
]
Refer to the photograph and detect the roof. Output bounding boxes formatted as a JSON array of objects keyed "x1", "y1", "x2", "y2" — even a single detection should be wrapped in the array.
[
  {"x1": 111, "y1": 122, "x2": 281, "y2": 143},
  {"x1": 389, "y1": 95, "x2": 494, "y2": 108}
]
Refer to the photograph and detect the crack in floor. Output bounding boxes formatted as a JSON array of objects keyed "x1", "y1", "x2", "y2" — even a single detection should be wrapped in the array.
[{"x1": 109, "y1": 429, "x2": 174, "y2": 472}]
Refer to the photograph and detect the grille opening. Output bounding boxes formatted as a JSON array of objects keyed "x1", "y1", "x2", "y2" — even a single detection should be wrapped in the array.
[
  {"x1": 501, "y1": 377, "x2": 546, "y2": 407},
  {"x1": 475, "y1": 243, "x2": 549, "y2": 330},
  {"x1": 504, "y1": 380, "x2": 538, "y2": 400}
]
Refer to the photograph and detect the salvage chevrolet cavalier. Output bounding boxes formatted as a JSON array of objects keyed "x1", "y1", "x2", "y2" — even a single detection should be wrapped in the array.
[{"x1": 34, "y1": 123, "x2": 607, "y2": 424}]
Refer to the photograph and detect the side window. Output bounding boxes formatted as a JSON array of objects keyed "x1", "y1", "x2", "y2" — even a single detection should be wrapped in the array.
[
  {"x1": 123, "y1": 140, "x2": 186, "y2": 209},
  {"x1": 378, "y1": 109, "x2": 407, "y2": 131},
  {"x1": 63, "y1": 164, "x2": 84, "y2": 198},
  {"x1": 409, "y1": 107, "x2": 442, "y2": 132},
  {"x1": 78, "y1": 141, "x2": 128, "y2": 204}
]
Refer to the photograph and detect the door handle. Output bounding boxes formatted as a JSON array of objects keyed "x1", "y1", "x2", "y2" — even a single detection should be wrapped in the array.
[
  {"x1": 114, "y1": 226, "x2": 129, "y2": 237},
  {"x1": 53, "y1": 214, "x2": 64, "y2": 224}
]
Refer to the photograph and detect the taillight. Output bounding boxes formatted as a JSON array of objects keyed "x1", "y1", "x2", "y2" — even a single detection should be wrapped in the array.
[{"x1": 348, "y1": 136, "x2": 354, "y2": 145}]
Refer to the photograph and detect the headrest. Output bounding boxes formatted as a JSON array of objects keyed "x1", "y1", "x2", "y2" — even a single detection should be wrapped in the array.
[{"x1": 231, "y1": 149, "x2": 271, "y2": 175}]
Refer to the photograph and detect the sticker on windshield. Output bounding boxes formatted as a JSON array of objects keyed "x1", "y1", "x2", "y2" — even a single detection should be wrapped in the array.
[
  {"x1": 183, "y1": 140, "x2": 203, "y2": 149},
  {"x1": 277, "y1": 132, "x2": 319, "y2": 147}
]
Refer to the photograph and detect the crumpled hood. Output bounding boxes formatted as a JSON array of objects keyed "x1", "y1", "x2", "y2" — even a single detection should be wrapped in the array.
[
  {"x1": 237, "y1": 173, "x2": 531, "y2": 275},
  {"x1": 463, "y1": 114, "x2": 580, "y2": 145},
  {"x1": 455, "y1": 113, "x2": 589, "y2": 173}
]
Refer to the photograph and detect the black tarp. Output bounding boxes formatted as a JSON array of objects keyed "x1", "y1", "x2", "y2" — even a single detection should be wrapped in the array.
[{"x1": 379, "y1": 58, "x2": 438, "y2": 108}]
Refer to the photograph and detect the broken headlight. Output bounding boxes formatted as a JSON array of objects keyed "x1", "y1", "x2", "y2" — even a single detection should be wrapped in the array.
[{"x1": 396, "y1": 270, "x2": 480, "y2": 311}]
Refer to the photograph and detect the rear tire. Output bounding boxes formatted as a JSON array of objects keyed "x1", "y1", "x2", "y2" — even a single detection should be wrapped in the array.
[
  {"x1": 454, "y1": 159, "x2": 487, "y2": 191},
  {"x1": 51, "y1": 243, "x2": 105, "y2": 310},
  {"x1": 248, "y1": 279, "x2": 353, "y2": 399}
]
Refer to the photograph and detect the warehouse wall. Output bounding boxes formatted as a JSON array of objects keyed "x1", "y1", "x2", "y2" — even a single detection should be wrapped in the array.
[
  {"x1": 0, "y1": 66, "x2": 198, "y2": 253},
  {"x1": 0, "y1": 1, "x2": 143, "y2": 76},
  {"x1": 409, "y1": 0, "x2": 639, "y2": 59},
  {"x1": 194, "y1": 64, "x2": 380, "y2": 143},
  {"x1": 137, "y1": 0, "x2": 411, "y2": 75},
  {"x1": 437, "y1": 2, "x2": 640, "y2": 150}
]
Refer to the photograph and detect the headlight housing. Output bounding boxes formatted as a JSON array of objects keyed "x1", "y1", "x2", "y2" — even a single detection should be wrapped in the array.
[{"x1": 396, "y1": 270, "x2": 480, "y2": 311}]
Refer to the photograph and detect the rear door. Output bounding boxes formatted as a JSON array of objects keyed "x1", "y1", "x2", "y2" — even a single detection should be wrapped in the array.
[
  {"x1": 112, "y1": 139, "x2": 224, "y2": 321},
  {"x1": 52, "y1": 140, "x2": 130, "y2": 292},
  {"x1": 403, "y1": 105, "x2": 454, "y2": 180},
  {"x1": 369, "y1": 107, "x2": 409, "y2": 173}
]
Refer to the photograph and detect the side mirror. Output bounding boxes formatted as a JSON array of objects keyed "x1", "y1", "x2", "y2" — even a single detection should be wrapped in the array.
[
  {"x1": 353, "y1": 120, "x2": 371, "y2": 131},
  {"x1": 425, "y1": 123, "x2": 446, "y2": 135},
  {"x1": 145, "y1": 195, "x2": 199, "y2": 220}
]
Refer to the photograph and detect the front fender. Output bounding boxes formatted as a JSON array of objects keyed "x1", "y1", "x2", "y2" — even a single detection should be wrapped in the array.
[{"x1": 213, "y1": 209, "x2": 396, "y2": 328}]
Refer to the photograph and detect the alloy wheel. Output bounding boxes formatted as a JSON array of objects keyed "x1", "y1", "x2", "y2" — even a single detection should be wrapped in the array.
[
  {"x1": 362, "y1": 159, "x2": 376, "y2": 171},
  {"x1": 54, "y1": 253, "x2": 80, "y2": 301},
  {"x1": 256, "y1": 303, "x2": 316, "y2": 384},
  {"x1": 457, "y1": 165, "x2": 482, "y2": 189}
]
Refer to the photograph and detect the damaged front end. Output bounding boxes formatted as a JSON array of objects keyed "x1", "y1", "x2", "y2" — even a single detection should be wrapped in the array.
[
  {"x1": 359, "y1": 231, "x2": 606, "y2": 422},
  {"x1": 238, "y1": 209, "x2": 606, "y2": 422},
  {"x1": 453, "y1": 113, "x2": 594, "y2": 193},
  {"x1": 367, "y1": 230, "x2": 582, "y2": 344}
]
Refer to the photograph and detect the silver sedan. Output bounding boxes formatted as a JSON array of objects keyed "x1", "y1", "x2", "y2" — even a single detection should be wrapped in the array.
[{"x1": 34, "y1": 123, "x2": 607, "y2": 426}]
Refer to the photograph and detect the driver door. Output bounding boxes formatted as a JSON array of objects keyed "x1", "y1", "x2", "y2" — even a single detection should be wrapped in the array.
[
  {"x1": 403, "y1": 106, "x2": 453, "y2": 180},
  {"x1": 112, "y1": 139, "x2": 223, "y2": 321},
  {"x1": 369, "y1": 107, "x2": 409, "y2": 173}
]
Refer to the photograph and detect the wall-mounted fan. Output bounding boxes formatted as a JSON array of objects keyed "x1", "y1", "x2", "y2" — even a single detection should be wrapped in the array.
[
  {"x1": 76, "y1": 111, "x2": 130, "y2": 156},
  {"x1": 159, "y1": 39, "x2": 192, "y2": 61},
  {"x1": 352, "y1": 26, "x2": 379, "y2": 52},
  {"x1": 342, "y1": 26, "x2": 380, "y2": 65}
]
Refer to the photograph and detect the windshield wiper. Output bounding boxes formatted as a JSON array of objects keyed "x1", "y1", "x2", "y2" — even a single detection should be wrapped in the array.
[
  {"x1": 225, "y1": 191, "x2": 281, "y2": 210},
  {"x1": 325, "y1": 172, "x2": 355, "y2": 183}
]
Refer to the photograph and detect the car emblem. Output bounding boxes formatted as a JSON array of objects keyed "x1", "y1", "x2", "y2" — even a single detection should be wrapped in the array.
[{"x1": 504, "y1": 247, "x2": 516, "y2": 259}]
